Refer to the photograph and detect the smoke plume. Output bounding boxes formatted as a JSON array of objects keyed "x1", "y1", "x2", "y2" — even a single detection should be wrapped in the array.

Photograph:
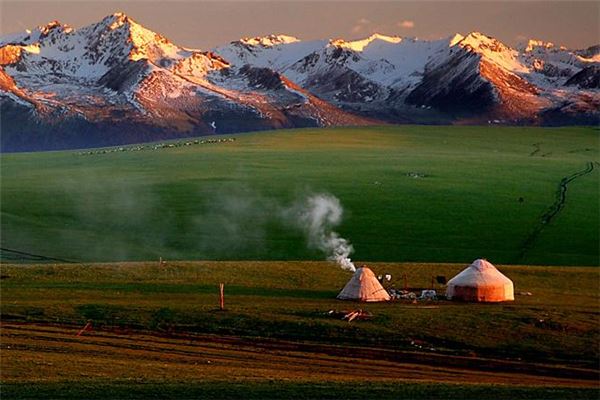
[
  {"x1": 197, "y1": 189, "x2": 357, "y2": 271},
  {"x1": 291, "y1": 193, "x2": 356, "y2": 272}
]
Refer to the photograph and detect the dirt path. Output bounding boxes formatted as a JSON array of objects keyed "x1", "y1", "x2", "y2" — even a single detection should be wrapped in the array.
[
  {"x1": 1, "y1": 322, "x2": 597, "y2": 387},
  {"x1": 518, "y1": 161, "x2": 596, "y2": 261}
]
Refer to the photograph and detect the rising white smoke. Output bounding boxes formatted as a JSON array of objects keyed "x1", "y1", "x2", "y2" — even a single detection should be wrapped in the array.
[{"x1": 293, "y1": 193, "x2": 356, "y2": 272}]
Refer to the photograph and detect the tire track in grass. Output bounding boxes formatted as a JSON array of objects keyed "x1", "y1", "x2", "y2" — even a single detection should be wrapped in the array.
[
  {"x1": 0, "y1": 247, "x2": 75, "y2": 263},
  {"x1": 518, "y1": 161, "x2": 596, "y2": 262},
  {"x1": 529, "y1": 142, "x2": 541, "y2": 156}
]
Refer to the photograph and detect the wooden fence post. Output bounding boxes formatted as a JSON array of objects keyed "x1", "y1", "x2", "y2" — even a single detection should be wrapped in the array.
[{"x1": 219, "y1": 283, "x2": 224, "y2": 311}]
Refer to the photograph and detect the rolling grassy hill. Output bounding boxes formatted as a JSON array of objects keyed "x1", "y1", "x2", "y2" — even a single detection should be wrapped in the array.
[{"x1": 1, "y1": 125, "x2": 598, "y2": 265}]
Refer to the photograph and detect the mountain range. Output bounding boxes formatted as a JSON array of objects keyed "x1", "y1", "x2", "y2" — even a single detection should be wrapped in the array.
[{"x1": 1, "y1": 13, "x2": 598, "y2": 151}]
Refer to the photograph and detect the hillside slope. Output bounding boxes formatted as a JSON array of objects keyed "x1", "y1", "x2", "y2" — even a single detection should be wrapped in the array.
[{"x1": 1, "y1": 126, "x2": 598, "y2": 265}]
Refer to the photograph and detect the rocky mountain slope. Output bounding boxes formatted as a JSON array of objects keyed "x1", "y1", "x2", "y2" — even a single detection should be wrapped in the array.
[{"x1": 1, "y1": 13, "x2": 598, "y2": 151}]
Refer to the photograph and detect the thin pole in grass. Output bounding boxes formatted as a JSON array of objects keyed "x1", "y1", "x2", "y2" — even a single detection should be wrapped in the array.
[
  {"x1": 76, "y1": 320, "x2": 92, "y2": 336},
  {"x1": 219, "y1": 283, "x2": 225, "y2": 311}
]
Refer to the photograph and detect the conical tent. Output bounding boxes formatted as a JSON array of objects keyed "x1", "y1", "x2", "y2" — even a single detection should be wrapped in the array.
[
  {"x1": 446, "y1": 259, "x2": 514, "y2": 302},
  {"x1": 337, "y1": 267, "x2": 391, "y2": 302}
]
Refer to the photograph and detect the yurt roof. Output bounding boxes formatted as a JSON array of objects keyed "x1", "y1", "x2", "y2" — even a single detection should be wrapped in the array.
[
  {"x1": 337, "y1": 267, "x2": 390, "y2": 302},
  {"x1": 447, "y1": 259, "x2": 512, "y2": 287}
]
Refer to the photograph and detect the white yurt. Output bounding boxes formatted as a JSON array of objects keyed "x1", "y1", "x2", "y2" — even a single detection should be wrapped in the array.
[
  {"x1": 446, "y1": 259, "x2": 514, "y2": 302},
  {"x1": 337, "y1": 266, "x2": 391, "y2": 302}
]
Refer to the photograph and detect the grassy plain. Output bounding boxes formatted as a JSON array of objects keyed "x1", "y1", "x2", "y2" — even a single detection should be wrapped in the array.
[
  {"x1": 1, "y1": 261, "x2": 598, "y2": 398},
  {"x1": 1, "y1": 126, "x2": 599, "y2": 398},
  {"x1": 1, "y1": 125, "x2": 598, "y2": 265},
  {"x1": 2, "y1": 261, "x2": 598, "y2": 365}
]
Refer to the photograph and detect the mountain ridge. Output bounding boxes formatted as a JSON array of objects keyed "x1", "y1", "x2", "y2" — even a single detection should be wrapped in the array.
[{"x1": 1, "y1": 12, "x2": 598, "y2": 151}]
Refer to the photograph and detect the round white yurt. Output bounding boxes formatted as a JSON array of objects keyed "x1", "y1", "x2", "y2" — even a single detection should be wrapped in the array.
[
  {"x1": 446, "y1": 259, "x2": 514, "y2": 302},
  {"x1": 337, "y1": 266, "x2": 391, "y2": 302}
]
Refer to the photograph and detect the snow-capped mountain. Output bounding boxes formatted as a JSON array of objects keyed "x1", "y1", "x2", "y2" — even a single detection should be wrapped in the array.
[
  {"x1": 1, "y1": 13, "x2": 598, "y2": 151},
  {"x1": 0, "y1": 14, "x2": 371, "y2": 151},
  {"x1": 219, "y1": 29, "x2": 598, "y2": 123}
]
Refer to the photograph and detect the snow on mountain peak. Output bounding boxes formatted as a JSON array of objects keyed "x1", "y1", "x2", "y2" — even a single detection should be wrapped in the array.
[
  {"x1": 105, "y1": 12, "x2": 131, "y2": 30},
  {"x1": 334, "y1": 33, "x2": 402, "y2": 52},
  {"x1": 523, "y1": 39, "x2": 555, "y2": 52},
  {"x1": 0, "y1": 19, "x2": 73, "y2": 47},
  {"x1": 1, "y1": 12, "x2": 599, "y2": 151},
  {"x1": 458, "y1": 32, "x2": 511, "y2": 52},
  {"x1": 240, "y1": 34, "x2": 300, "y2": 47},
  {"x1": 0, "y1": 12, "x2": 201, "y2": 82},
  {"x1": 82, "y1": 13, "x2": 193, "y2": 65},
  {"x1": 449, "y1": 33, "x2": 464, "y2": 47},
  {"x1": 455, "y1": 32, "x2": 530, "y2": 74},
  {"x1": 95, "y1": 12, "x2": 144, "y2": 35},
  {"x1": 39, "y1": 20, "x2": 71, "y2": 35}
]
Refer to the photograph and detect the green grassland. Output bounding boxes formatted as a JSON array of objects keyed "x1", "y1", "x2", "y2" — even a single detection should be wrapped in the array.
[
  {"x1": 2, "y1": 261, "x2": 598, "y2": 366},
  {"x1": 1, "y1": 261, "x2": 599, "y2": 399},
  {"x1": 1, "y1": 125, "x2": 599, "y2": 265}
]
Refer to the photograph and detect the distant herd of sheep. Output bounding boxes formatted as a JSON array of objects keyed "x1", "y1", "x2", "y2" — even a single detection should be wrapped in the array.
[{"x1": 77, "y1": 137, "x2": 236, "y2": 156}]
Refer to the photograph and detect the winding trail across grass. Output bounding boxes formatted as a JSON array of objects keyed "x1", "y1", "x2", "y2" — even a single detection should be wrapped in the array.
[{"x1": 518, "y1": 161, "x2": 596, "y2": 262}]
